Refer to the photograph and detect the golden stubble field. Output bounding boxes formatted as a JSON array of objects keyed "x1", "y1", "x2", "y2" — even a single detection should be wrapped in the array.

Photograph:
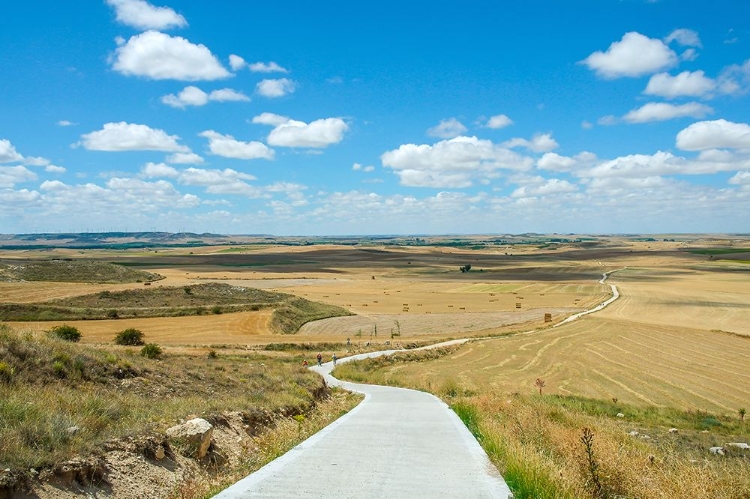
[{"x1": 350, "y1": 249, "x2": 750, "y2": 414}]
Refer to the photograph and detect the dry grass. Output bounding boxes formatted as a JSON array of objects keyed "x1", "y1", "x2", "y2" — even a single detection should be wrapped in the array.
[
  {"x1": 455, "y1": 394, "x2": 750, "y2": 499},
  {"x1": 0, "y1": 324, "x2": 332, "y2": 470}
]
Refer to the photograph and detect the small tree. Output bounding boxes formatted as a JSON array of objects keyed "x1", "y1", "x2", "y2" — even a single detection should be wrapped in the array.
[
  {"x1": 460, "y1": 264, "x2": 472, "y2": 273},
  {"x1": 740, "y1": 408, "x2": 746, "y2": 422},
  {"x1": 141, "y1": 343, "x2": 162, "y2": 359},
  {"x1": 355, "y1": 329, "x2": 363, "y2": 349},
  {"x1": 49, "y1": 324, "x2": 81, "y2": 342},
  {"x1": 535, "y1": 378, "x2": 546, "y2": 395},
  {"x1": 114, "y1": 328, "x2": 145, "y2": 346}
]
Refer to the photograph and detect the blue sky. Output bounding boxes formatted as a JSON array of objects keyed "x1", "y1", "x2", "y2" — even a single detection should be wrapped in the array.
[{"x1": 1, "y1": 0, "x2": 749, "y2": 235}]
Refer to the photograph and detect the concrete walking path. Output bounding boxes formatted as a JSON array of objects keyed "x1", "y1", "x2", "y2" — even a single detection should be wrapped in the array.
[
  {"x1": 213, "y1": 344, "x2": 513, "y2": 498},
  {"x1": 214, "y1": 271, "x2": 623, "y2": 498}
]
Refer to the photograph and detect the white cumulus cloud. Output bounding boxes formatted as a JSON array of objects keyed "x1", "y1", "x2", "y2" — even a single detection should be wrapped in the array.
[
  {"x1": 161, "y1": 86, "x2": 251, "y2": 108},
  {"x1": 79, "y1": 122, "x2": 189, "y2": 152},
  {"x1": 0, "y1": 139, "x2": 24, "y2": 163},
  {"x1": 0, "y1": 166, "x2": 37, "y2": 188},
  {"x1": 177, "y1": 167, "x2": 262, "y2": 197},
  {"x1": 209, "y1": 88, "x2": 250, "y2": 102},
  {"x1": 248, "y1": 62, "x2": 289, "y2": 73},
  {"x1": 644, "y1": 71, "x2": 717, "y2": 99},
  {"x1": 166, "y1": 152, "x2": 204, "y2": 164},
  {"x1": 161, "y1": 86, "x2": 208, "y2": 107},
  {"x1": 485, "y1": 114, "x2": 513, "y2": 129},
  {"x1": 381, "y1": 136, "x2": 533, "y2": 188},
  {"x1": 502, "y1": 133, "x2": 559, "y2": 153},
  {"x1": 729, "y1": 171, "x2": 750, "y2": 185},
  {"x1": 106, "y1": 0, "x2": 187, "y2": 30},
  {"x1": 676, "y1": 119, "x2": 750, "y2": 151},
  {"x1": 581, "y1": 32, "x2": 677, "y2": 79},
  {"x1": 253, "y1": 114, "x2": 349, "y2": 148},
  {"x1": 427, "y1": 118, "x2": 468, "y2": 139},
  {"x1": 251, "y1": 112, "x2": 291, "y2": 127},
  {"x1": 199, "y1": 131, "x2": 275, "y2": 160},
  {"x1": 352, "y1": 163, "x2": 375, "y2": 172},
  {"x1": 228, "y1": 54, "x2": 246, "y2": 71},
  {"x1": 111, "y1": 31, "x2": 231, "y2": 81},
  {"x1": 537, "y1": 151, "x2": 598, "y2": 172},
  {"x1": 622, "y1": 102, "x2": 713, "y2": 123},
  {"x1": 665, "y1": 28, "x2": 702, "y2": 48},
  {"x1": 140, "y1": 162, "x2": 179, "y2": 178},
  {"x1": 45, "y1": 165, "x2": 66, "y2": 174},
  {"x1": 57, "y1": 120, "x2": 76, "y2": 127},
  {"x1": 256, "y1": 78, "x2": 295, "y2": 98},
  {"x1": 511, "y1": 178, "x2": 577, "y2": 198}
]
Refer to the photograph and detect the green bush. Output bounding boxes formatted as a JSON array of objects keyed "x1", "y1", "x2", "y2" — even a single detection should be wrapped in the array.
[
  {"x1": 0, "y1": 361, "x2": 15, "y2": 383},
  {"x1": 48, "y1": 324, "x2": 81, "y2": 342},
  {"x1": 114, "y1": 328, "x2": 145, "y2": 346},
  {"x1": 140, "y1": 343, "x2": 162, "y2": 359},
  {"x1": 52, "y1": 360, "x2": 67, "y2": 378}
]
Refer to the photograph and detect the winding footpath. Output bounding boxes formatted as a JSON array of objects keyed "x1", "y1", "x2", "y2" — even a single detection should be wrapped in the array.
[
  {"x1": 214, "y1": 272, "x2": 622, "y2": 498},
  {"x1": 553, "y1": 270, "x2": 621, "y2": 327},
  {"x1": 214, "y1": 343, "x2": 511, "y2": 498}
]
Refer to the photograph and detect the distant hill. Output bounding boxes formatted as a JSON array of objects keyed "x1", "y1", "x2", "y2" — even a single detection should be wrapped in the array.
[{"x1": 0, "y1": 260, "x2": 161, "y2": 283}]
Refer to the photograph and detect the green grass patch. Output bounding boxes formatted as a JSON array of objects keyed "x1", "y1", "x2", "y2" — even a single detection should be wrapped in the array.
[{"x1": 688, "y1": 248, "x2": 750, "y2": 255}]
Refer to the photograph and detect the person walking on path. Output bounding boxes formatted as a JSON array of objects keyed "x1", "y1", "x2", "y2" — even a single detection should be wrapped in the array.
[
  {"x1": 332, "y1": 353, "x2": 338, "y2": 366},
  {"x1": 316, "y1": 352, "x2": 322, "y2": 366}
]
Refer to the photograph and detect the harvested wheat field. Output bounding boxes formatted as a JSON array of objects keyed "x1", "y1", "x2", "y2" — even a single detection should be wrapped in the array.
[
  {"x1": 6, "y1": 310, "x2": 275, "y2": 346},
  {"x1": 355, "y1": 259, "x2": 750, "y2": 414}
]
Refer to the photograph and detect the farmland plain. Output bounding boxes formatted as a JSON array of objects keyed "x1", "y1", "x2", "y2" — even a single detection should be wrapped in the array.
[{"x1": 1, "y1": 234, "x2": 749, "y2": 412}]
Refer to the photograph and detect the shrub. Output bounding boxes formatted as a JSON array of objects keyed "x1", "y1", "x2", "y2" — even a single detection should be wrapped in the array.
[
  {"x1": 107, "y1": 309, "x2": 119, "y2": 319},
  {"x1": 207, "y1": 349, "x2": 218, "y2": 359},
  {"x1": 140, "y1": 343, "x2": 162, "y2": 359},
  {"x1": 114, "y1": 328, "x2": 145, "y2": 346},
  {"x1": 52, "y1": 360, "x2": 67, "y2": 378},
  {"x1": 0, "y1": 361, "x2": 15, "y2": 383},
  {"x1": 48, "y1": 324, "x2": 81, "y2": 342}
]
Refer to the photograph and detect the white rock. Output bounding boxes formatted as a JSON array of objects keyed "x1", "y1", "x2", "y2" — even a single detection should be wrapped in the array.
[
  {"x1": 726, "y1": 442, "x2": 750, "y2": 450},
  {"x1": 668, "y1": 428, "x2": 678, "y2": 434},
  {"x1": 628, "y1": 431, "x2": 639, "y2": 437},
  {"x1": 709, "y1": 446, "x2": 725, "y2": 456},
  {"x1": 166, "y1": 418, "x2": 213, "y2": 458},
  {"x1": 616, "y1": 413, "x2": 625, "y2": 418}
]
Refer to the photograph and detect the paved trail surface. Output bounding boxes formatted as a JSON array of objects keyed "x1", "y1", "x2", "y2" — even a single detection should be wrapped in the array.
[
  {"x1": 214, "y1": 344, "x2": 512, "y2": 498},
  {"x1": 214, "y1": 272, "x2": 622, "y2": 498}
]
